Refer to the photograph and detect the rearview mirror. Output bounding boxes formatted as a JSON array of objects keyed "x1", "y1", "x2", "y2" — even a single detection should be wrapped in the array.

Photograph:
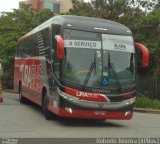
[
  {"x1": 55, "y1": 35, "x2": 64, "y2": 61},
  {"x1": 134, "y1": 42, "x2": 149, "y2": 67}
]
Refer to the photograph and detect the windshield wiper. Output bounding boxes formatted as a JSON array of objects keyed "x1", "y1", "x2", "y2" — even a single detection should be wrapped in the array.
[
  {"x1": 81, "y1": 52, "x2": 97, "y2": 91},
  {"x1": 81, "y1": 62, "x2": 95, "y2": 91},
  {"x1": 108, "y1": 53, "x2": 122, "y2": 93}
]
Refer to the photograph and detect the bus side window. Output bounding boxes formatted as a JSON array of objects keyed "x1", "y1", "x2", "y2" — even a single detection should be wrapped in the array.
[
  {"x1": 37, "y1": 28, "x2": 51, "y2": 60},
  {"x1": 17, "y1": 43, "x2": 22, "y2": 57},
  {"x1": 52, "y1": 24, "x2": 62, "y2": 77},
  {"x1": 20, "y1": 39, "x2": 29, "y2": 58},
  {"x1": 16, "y1": 34, "x2": 38, "y2": 58},
  {"x1": 17, "y1": 40, "x2": 26, "y2": 58},
  {"x1": 28, "y1": 34, "x2": 37, "y2": 57}
]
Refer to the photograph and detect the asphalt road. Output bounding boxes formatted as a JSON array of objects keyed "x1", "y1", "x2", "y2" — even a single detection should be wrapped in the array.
[{"x1": 0, "y1": 92, "x2": 160, "y2": 139}]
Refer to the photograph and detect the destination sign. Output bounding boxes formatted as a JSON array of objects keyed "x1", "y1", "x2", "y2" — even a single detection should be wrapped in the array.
[
  {"x1": 64, "y1": 40, "x2": 101, "y2": 49},
  {"x1": 102, "y1": 34, "x2": 135, "y2": 53}
]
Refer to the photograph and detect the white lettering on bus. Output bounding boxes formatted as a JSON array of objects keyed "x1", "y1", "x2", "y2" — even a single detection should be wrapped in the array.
[
  {"x1": 76, "y1": 91, "x2": 100, "y2": 98},
  {"x1": 22, "y1": 64, "x2": 42, "y2": 93},
  {"x1": 76, "y1": 91, "x2": 88, "y2": 97}
]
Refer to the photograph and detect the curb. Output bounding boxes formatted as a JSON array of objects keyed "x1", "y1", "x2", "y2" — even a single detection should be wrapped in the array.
[
  {"x1": 134, "y1": 107, "x2": 160, "y2": 114},
  {"x1": 3, "y1": 89, "x2": 14, "y2": 93}
]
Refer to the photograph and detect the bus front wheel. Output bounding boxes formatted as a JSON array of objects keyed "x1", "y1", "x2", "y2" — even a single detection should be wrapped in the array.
[{"x1": 43, "y1": 92, "x2": 52, "y2": 120}]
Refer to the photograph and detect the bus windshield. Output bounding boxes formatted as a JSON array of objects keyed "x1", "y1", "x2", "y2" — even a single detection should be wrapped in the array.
[{"x1": 63, "y1": 29, "x2": 135, "y2": 89}]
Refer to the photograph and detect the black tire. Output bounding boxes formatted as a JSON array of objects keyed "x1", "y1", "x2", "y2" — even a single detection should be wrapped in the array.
[
  {"x1": 97, "y1": 119, "x2": 106, "y2": 122},
  {"x1": 43, "y1": 92, "x2": 52, "y2": 120},
  {"x1": 19, "y1": 84, "x2": 26, "y2": 103},
  {"x1": 89, "y1": 119, "x2": 106, "y2": 122}
]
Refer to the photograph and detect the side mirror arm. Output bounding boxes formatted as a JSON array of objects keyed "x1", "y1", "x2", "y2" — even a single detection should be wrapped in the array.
[{"x1": 55, "y1": 35, "x2": 64, "y2": 61}]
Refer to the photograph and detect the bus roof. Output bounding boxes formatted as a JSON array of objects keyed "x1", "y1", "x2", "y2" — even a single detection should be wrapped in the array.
[{"x1": 19, "y1": 15, "x2": 132, "y2": 41}]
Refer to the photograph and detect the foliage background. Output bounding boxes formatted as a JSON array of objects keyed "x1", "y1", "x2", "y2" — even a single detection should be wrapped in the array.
[
  {"x1": 0, "y1": 4, "x2": 54, "y2": 88},
  {"x1": 0, "y1": 0, "x2": 160, "y2": 88}
]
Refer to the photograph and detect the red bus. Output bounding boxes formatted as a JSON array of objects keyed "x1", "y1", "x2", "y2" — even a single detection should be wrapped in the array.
[{"x1": 14, "y1": 15, "x2": 149, "y2": 120}]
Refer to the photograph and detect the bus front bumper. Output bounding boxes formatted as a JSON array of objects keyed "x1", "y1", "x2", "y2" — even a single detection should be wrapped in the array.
[
  {"x1": 48, "y1": 88, "x2": 135, "y2": 120},
  {"x1": 48, "y1": 104, "x2": 133, "y2": 119}
]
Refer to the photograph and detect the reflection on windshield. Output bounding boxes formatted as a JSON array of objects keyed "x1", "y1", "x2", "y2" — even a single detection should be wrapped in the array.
[
  {"x1": 103, "y1": 51, "x2": 135, "y2": 79},
  {"x1": 63, "y1": 29, "x2": 135, "y2": 89},
  {"x1": 63, "y1": 49, "x2": 135, "y2": 88},
  {"x1": 63, "y1": 49, "x2": 102, "y2": 87}
]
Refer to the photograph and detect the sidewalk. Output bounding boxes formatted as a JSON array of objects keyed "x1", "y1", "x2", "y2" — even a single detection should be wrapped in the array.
[{"x1": 134, "y1": 107, "x2": 160, "y2": 114}]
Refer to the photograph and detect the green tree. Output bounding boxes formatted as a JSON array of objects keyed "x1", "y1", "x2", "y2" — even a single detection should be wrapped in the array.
[
  {"x1": 135, "y1": 7, "x2": 160, "y2": 74},
  {"x1": 69, "y1": 0, "x2": 144, "y2": 19},
  {"x1": 0, "y1": 4, "x2": 54, "y2": 88}
]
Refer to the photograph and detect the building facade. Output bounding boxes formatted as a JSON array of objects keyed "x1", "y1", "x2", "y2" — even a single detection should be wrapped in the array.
[
  {"x1": 29, "y1": 0, "x2": 43, "y2": 10},
  {"x1": 27, "y1": 0, "x2": 73, "y2": 13}
]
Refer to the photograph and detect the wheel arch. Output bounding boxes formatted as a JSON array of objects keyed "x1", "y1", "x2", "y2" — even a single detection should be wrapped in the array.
[{"x1": 18, "y1": 80, "x2": 22, "y2": 93}]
